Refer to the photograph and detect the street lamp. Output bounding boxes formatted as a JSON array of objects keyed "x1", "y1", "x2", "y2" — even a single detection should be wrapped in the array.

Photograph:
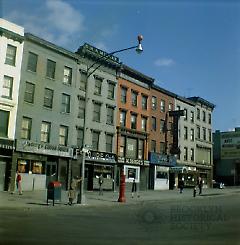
[{"x1": 77, "y1": 35, "x2": 144, "y2": 204}]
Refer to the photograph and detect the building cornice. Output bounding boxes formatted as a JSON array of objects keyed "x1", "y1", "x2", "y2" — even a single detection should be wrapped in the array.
[{"x1": 0, "y1": 27, "x2": 24, "y2": 43}]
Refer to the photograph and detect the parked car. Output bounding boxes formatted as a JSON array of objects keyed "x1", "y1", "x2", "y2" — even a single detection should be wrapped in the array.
[{"x1": 212, "y1": 180, "x2": 225, "y2": 189}]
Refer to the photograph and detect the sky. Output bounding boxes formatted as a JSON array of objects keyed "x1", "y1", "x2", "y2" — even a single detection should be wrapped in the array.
[{"x1": 1, "y1": 0, "x2": 240, "y2": 132}]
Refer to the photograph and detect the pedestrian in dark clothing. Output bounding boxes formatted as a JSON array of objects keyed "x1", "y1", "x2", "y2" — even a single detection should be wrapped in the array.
[
  {"x1": 131, "y1": 178, "x2": 139, "y2": 198},
  {"x1": 178, "y1": 179, "x2": 184, "y2": 194},
  {"x1": 193, "y1": 186, "x2": 197, "y2": 197},
  {"x1": 197, "y1": 177, "x2": 203, "y2": 195},
  {"x1": 99, "y1": 174, "x2": 104, "y2": 195}
]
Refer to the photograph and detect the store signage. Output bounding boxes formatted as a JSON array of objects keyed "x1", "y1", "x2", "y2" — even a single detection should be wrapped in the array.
[
  {"x1": 0, "y1": 138, "x2": 15, "y2": 150},
  {"x1": 149, "y1": 153, "x2": 176, "y2": 166},
  {"x1": 117, "y1": 157, "x2": 149, "y2": 166},
  {"x1": 85, "y1": 150, "x2": 116, "y2": 163},
  {"x1": 16, "y1": 140, "x2": 73, "y2": 158}
]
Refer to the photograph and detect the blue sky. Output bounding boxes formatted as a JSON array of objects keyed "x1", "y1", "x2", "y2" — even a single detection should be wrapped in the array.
[{"x1": 1, "y1": 0, "x2": 240, "y2": 132}]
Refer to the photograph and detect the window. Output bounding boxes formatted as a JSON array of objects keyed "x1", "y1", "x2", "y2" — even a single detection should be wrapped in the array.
[
  {"x1": 78, "y1": 97, "x2": 85, "y2": 119},
  {"x1": 5, "y1": 44, "x2": 16, "y2": 66},
  {"x1": 142, "y1": 95, "x2": 148, "y2": 110},
  {"x1": 169, "y1": 103, "x2": 173, "y2": 111},
  {"x1": 203, "y1": 127, "x2": 206, "y2": 141},
  {"x1": 197, "y1": 108, "x2": 200, "y2": 120},
  {"x1": 121, "y1": 87, "x2": 127, "y2": 104},
  {"x1": 2, "y1": 76, "x2": 13, "y2": 99},
  {"x1": 92, "y1": 131, "x2": 100, "y2": 150},
  {"x1": 63, "y1": 66, "x2": 72, "y2": 85},
  {"x1": 126, "y1": 138, "x2": 137, "y2": 159},
  {"x1": 197, "y1": 126, "x2": 200, "y2": 139},
  {"x1": 152, "y1": 96, "x2": 157, "y2": 110},
  {"x1": 160, "y1": 119, "x2": 165, "y2": 133},
  {"x1": 41, "y1": 121, "x2": 51, "y2": 143},
  {"x1": 184, "y1": 147, "x2": 188, "y2": 161},
  {"x1": 184, "y1": 127, "x2": 188, "y2": 140},
  {"x1": 77, "y1": 128, "x2": 84, "y2": 149},
  {"x1": 94, "y1": 77, "x2": 102, "y2": 95},
  {"x1": 107, "y1": 82, "x2": 115, "y2": 99},
  {"x1": 106, "y1": 134, "x2": 113, "y2": 152},
  {"x1": 21, "y1": 117, "x2": 32, "y2": 139},
  {"x1": 190, "y1": 111, "x2": 194, "y2": 123},
  {"x1": 27, "y1": 52, "x2": 38, "y2": 72},
  {"x1": 0, "y1": 110, "x2": 9, "y2": 137},
  {"x1": 151, "y1": 140, "x2": 156, "y2": 152},
  {"x1": 80, "y1": 71, "x2": 87, "y2": 91},
  {"x1": 46, "y1": 59, "x2": 56, "y2": 79},
  {"x1": 141, "y1": 117, "x2": 147, "y2": 131},
  {"x1": 184, "y1": 109, "x2": 188, "y2": 121},
  {"x1": 61, "y1": 94, "x2": 70, "y2": 113},
  {"x1": 160, "y1": 100, "x2": 165, "y2": 112},
  {"x1": 107, "y1": 106, "x2": 114, "y2": 124},
  {"x1": 190, "y1": 128, "x2": 194, "y2": 141},
  {"x1": 120, "y1": 111, "x2": 126, "y2": 127},
  {"x1": 59, "y1": 125, "x2": 68, "y2": 146},
  {"x1": 208, "y1": 129, "x2": 212, "y2": 142},
  {"x1": 131, "y1": 114, "x2": 137, "y2": 129},
  {"x1": 24, "y1": 82, "x2": 35, "y2": 103},
  {"x1": 131, "y1": 90, "x2": 138, "y2": 106},
  {"x1": 138, "y1": 139, "x2": 144, "y2": 159},
  {"x1": 202, "y1": 111, "x2": 206, "y2": 122},
  {"x1": 208, "y1": 113, "x2": 212, "y2": 124},
  {"x1": 93, "y1": 103, "x2": 101, "y2": 122},
  {"x1": 190, "y1": 148, "x2": 194, "y2": 161},
  {"x1": 119, "y1": 136, "x2": 125, "y2": 157},
  {"x1": 152, "y1": 117, "x2": 156, "y2": 131},
  {"x1": 44, "y1": 88, "x2": 54, "y2": 108},
  {"x1": 160, "y1": 142, "x2": 165, "y2": 154}
]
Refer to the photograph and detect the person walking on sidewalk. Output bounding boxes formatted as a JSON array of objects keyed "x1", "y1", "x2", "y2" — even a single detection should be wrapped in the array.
[
  {"x1": 178, "y1": 178, "x2": 184, "y2": 194},
  {"x1": 99, "y1": 174, "x2": 104, "y2": 195},
  {"x1": 197, "y1": 176, "x2": 203, "y2": 195},
  {"x1": 68, "y1": 176, "x2": 81, "y2": 205},
  {"x1": 131, "y1": 178, "x2": 139, "y2": 198},
  {"x1": 16, "y1": 171, "x2": 23, "y2": 195}
]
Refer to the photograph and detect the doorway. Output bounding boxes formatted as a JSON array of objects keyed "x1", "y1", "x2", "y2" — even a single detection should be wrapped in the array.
[{"x1": 0, "y1": 161, "x2": 6, "y2": 191}]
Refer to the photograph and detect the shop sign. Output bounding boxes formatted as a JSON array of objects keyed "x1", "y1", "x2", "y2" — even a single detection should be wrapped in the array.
[
  {"x1": 149, "y1": 152, "x2": 176, "y2": 166},
  {"x1": 0, "y1": 138, "x2": 15, "y2": 150},
  {"x1": 16, "y1": 140, "x2": 73, "y2": 158},
  {"x1": 85, "y1": 150, "x2": 116, "y2": 163},
  {"x1": 117, "y1": 157, "x2": 149, "y2": 166}
]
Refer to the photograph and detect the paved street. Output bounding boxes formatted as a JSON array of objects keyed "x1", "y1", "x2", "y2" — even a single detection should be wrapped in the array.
[{"x1": 0, "y1": 188, "x2": 240, "y2": 245}]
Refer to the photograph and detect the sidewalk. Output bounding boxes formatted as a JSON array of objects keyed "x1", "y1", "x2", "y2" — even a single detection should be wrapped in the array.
[{"x1": 0, "y1": 187, "x2": 239, "y2": 209}]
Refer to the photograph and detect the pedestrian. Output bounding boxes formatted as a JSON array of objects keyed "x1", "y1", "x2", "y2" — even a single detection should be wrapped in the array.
[
  {"x1": 131, "y1": 178, "x2": 139, "y2": 198},
  {"x1": 68, "y1": 176, "x2": 81, "y2": 205},
  {"x1": 197, "y1": 176, "x2": 203, "y2": 195},
  {"x1": 16, "y1": 171, "x2": 22, "y2": 195},
  {"x1": 99, "y1": 174, "x2": 104, "y2": 195},
  {"x1": 193, "y1": 186, "x2": 197, "y2": 197},
  {"x1": 178, "y1": 178, "x2": 184, "y2": 194}
]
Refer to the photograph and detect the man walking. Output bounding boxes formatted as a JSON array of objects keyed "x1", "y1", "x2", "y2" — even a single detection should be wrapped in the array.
[
  {"x1": 99, "y1": 174, "x2": 104, "y2": 195},
  {"x1": 198, "y1": 176, "x2": 203, "y2": 195}
]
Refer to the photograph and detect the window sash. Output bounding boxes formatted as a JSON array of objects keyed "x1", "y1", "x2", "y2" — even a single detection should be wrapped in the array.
[
  {"x1": 160, "y1": 100, "x2": 165, "y2": 112},
  {"x1": 61, "y1": 94, "x2": 70, "y2": 113},
  {"x1": 107, "y1": 107, "x2": 114, "y2": 124},
  {"x1": 152, "y1": 97, "x2": 157, "y2": 110},
  {"x1": 92, "y1": 131, "x2": 100, "y2": 150},
  {"x1": 63, "y1": 66, "x2": 72, "y2": 84},
  {"x1": 120, "y1": 111, "x2": 126, "y2": 126},
  {"x1": 46, "y1": 59, "x2": 56, "y2": 79},
  {"x1": 27, "y1": 52, "x2": 38, "y2": 72},
  {"x1": 78, "y1": 98, "x2": 85, "y2": 118},
  {"x1": 5, "y1": 44, "x2": 16, "y2": 66},
  {"x1": 142, "y1": 96, "x2": 147, "y2": 110},
  {"x1": 24, "y1": 82, "x2": 35, "y2": 103},
  {"x1": 41, "y1": 122, "x2": 51, "y2": 143},
  {"x1": 108, "y1": 83, "x2": 115, "y2": 99},
  {"x1": 2, "y1": 76, "x2": 13, "y2": 99},
  {"x1": 131, "y1": 92, "x2": 138, "y2": 106},
  {"x1": 77, "y1": 128, "x2": 84, "y2": 148},
  {"x1": 59, "y1": 126, "x2": 68, "y2": 146},
  {"x1": 0, "y1": 110, "x2": 9, "y2": 137},
  {"x1": 131, "y1": 115, "x2": 137, "y2": 129},
  {"x1": 93, "y1": 104, "x2": 101, "y2": 122},
  {"x1": 21, "y1": 117, "x2": 31, "y2": 139},
  {"x1": 141, "y1": 118, "x2": 147, "y2": 131},
  {"x1": 121, "y1": 88, "x2": 127, "y2": 103},
  {"x1": 94, "y1": 78, "x2": 102, "y2": 95},
  {"x1": 106, "y1": 134, "x2": 113, "y2": 152},
  {"x1": 44, "y1": 88, "x2": 53, "y2": 108}
]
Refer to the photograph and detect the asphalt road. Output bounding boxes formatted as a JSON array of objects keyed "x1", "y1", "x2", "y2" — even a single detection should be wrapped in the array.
[{"x1": 0, "y1": 193, "x2": 239, "y2": 245}]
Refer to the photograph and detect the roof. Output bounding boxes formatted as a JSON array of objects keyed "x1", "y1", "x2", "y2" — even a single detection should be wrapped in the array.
[{"x1": 187, "y1": 96, "x2": 215, "y2": 109}]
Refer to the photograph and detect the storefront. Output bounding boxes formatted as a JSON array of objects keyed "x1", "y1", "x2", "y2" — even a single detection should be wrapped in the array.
[
  {"x1": 117, "y1": 156, "x2": 149, "y2": 191},
  {"x1": 12, "y1": 140, "x2": 73, "y2": 191},
  {"x1": 149, "y1": 153, "x2": 176, "y2": 190},
  {"x1": 83, "y1": 150, "x2": 116, "y2": 191},
  {"x1": 196, "y1": 165, "x2": 212, "y2": 188},
  {"x1": 0, "y1": 139, "x2": 15, "y2": 191}
]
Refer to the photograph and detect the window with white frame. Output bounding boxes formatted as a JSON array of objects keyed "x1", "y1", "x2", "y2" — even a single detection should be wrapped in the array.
[
  {"x1": 160, "y1": 100, "x2": 165, "y2": 112},
  {"x1": 5, "y1": 44, "x2": 17, "y2": 66},
  {"x1": 41, "y1": 121, "x2": 51, "y2": 143},
  {"x1": 190, "y1": 148, "x2": 194, "y2": 161},
  {"x1": 106, "y1": 106, "x2": 114, "y2": 125},
  {"x1": 27, "y1": 52, "x2": 38, "y2": 72},
  {"x1": 80, "y1": 71, "x2": 87, "y2": 91},
  {"x1": 59, "y1": 125, "x2": 68, "y2": 146},
  {"x1": 107, "y1": 82, "x2": 115, "y2": 99},
  {"x1": 131, "y1": 114, "x2": 137, "y2": 129},
  {"x1": 121, "y1": 87, "x2": 127, "y2": 104},
  {"x1": 24, "y1": 82, "x2": 35, "y2": 103},
  {"x1": 63, "y1": 66, "x2": 72, "y2": 85},
  {"x1": 44, "y1": 88, "x2": 54, "y2": 108},
  {"x1": 93, "y1": 102, "x2": 101, "y2": 122},
  {"x1": 2, "y1": 75, "x2": 13, "y2": 99},
  {"x1": 120, "y1": 110, "x2": 126, "y2": 127},
  {"x1": 94, "y1": 77, "x2": 102, "y2": 95},
  {"x1": 142, "y1": 95, "x2": 148, "y2": 110},
  {"x1": 131, "y1": 90, "x2": 138, "y2": 107},
  {"x1": 61, "y1": 93, "x2": 70, "y2": 113},
  {"x1": 184, "y1": 109, "x2": 188, "y2": 121},
  {"x1": 190, "y1": 111, "x2": 194, "y2": 123},
  {"x1": 208, "y1": 129, "x2": 212, "y2": 142},
  {"x1": 190, "y1": 128, "x2": 194, "y2": 141},
  {"x1": 21, "y1": 117, "x2": 32, "y2": 140},
  {"x1": 141, "y1": 117, "x2": 147, "y2": 131},
  {"x1": 197, "y1": 108, "x2": 200, "y2": 120},
  {"x1": 46, "y1": 59, "x2": 56, "y2": 79},
  {"x1": 152, "y1": 96, "x2": 157, "y2": 110}
]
